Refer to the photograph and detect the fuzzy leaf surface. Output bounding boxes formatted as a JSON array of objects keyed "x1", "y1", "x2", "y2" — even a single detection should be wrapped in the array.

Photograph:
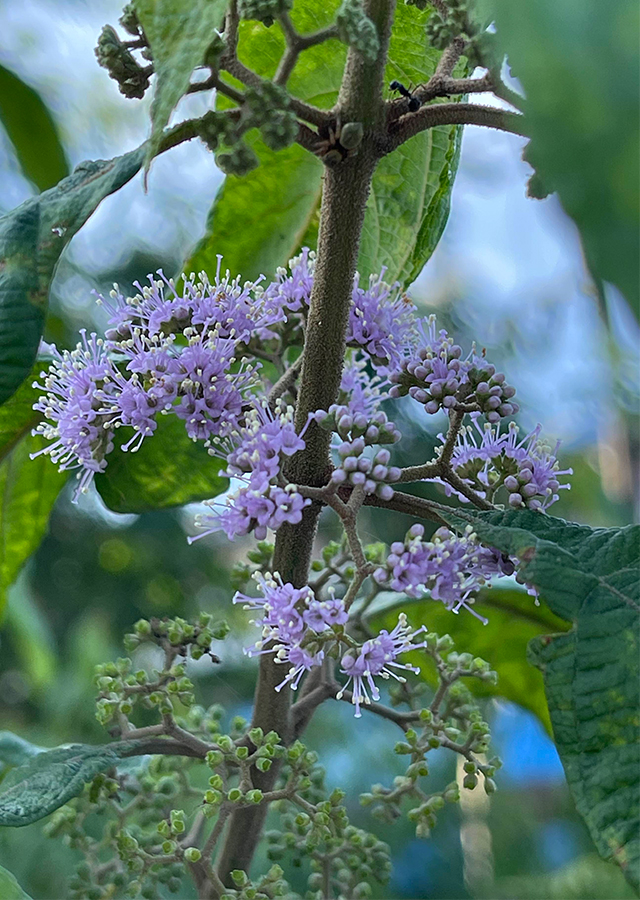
[
  {"x1": 0, "y1": 64, "x2": 69, "y2": 193},
  {"x1": 0, "y1": 740, "x2": 144, "y2": 827},
  {"x1": 438, "y1": 506, "x2": 640, "y2": 887},
  {"x1": 0, "y1": 147, "x2": 144, "y2": 404}
]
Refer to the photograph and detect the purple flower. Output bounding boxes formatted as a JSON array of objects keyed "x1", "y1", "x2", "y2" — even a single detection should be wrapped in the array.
[
  {"x1": 337, "y1": 614, "x2": 427, "y2": 717},
  {"x1": 433, "y1": 418, "x2": 572, "y2": 510},
  {"x1": 223, "y1": 399, "x2": 306, "y2": 490},
  {"x1": 189, "y1": 483, "x2": 311, "y2": 543},
  {"x1": 234, "y1": 573, "x2": 311, "y2": 646},
  {"x1": 100, "y1": 262, "x2": 280, "y2": 346},
  {"x1": 275, "y1": 645, "x2": 325, "y2": 692},
  {"x1": 374, "y1": 524, "x2": 505, "y2": 621},
  {"x1": 261, "y1": 248, "x2": 315, "y2": 318},
  {"x1": 347, "y1": 272, "x2": 416, "y2": 370},
  {"x1": 331, "y1": 440, "x2": 401, "y2": 500},
  {"x1": 303, "y1": 596, "x2": 349, "y2": 632},
  {"x1": 31, "y1": 331, "x2": 119, "y2": 501},
  {"x1": 388, "y1": 316, "x2": 518, "y2": 422}
]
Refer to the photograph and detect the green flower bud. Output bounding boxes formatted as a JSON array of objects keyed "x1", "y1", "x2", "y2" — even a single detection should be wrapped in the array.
[
  {"x1": 336, "y1": 0, "x2": 380, "y2": 62},
  {"x1": 184, "y1": 847, "x2": 202, "y2": 862}
]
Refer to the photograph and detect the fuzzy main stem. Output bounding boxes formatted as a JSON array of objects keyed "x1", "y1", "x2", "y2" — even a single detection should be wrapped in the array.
[{"x1": 213, "y1": 1, "x2": 396, "y2": 887}]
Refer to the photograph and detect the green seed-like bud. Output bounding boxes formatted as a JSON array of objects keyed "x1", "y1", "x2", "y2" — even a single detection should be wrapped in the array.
[
  {"x1": 336, "y1": 0, "x2": 380, "y2": 62},
  {"x1": 184, "y1": 847, "x2": 202, "y2": 862},
  {"x1": 338, "y1": 121, "x2": 363, "y2": 150}
]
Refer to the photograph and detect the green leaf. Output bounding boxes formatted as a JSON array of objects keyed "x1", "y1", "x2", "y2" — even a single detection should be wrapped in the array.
[
  {"x1": 0, "y1": 733, "x2": 44, "y2": 773},
  {"x1": 134, "y1": 0, "x2": 228, "y2": 173},
  {"x1": 489, "y1": 0, "x2": 640, "y2": 319},
  {"x1": 0, "y1": 64, "x2": 69, "y2": 193},
  {"x1": 188, "y1": 141, "x2": 323, "y2": 283},
  {"x1": 0, "y1": 864, "x2": 32, "y2": 900},
  {"x1": 186, "y1": 3, "x2": 345, "y2": 282},
  {"x1": 0, "y1": 739, "x2": 144, "y2": 827},
  {"x1": 0, "y1": 366, "x2": 67, "y2": 619},
  {"x1": 95, "y1": 413, "x2": 228, "y2": 513},
  {"x1": 0, "y1": 147, "x2": 144, "y2": 404},
  {"x1": 0, "y1": 434, "x2": 68, "y2": 620},
  {"x1": 370, "y1": 584, "x2": 570, "y2": 733},
  {"x1": 437, "y1": 506, "x2": 640, "y2": 888},
  {"x1": 358, "y1": 3, "x2": 463, "y2": 285}
]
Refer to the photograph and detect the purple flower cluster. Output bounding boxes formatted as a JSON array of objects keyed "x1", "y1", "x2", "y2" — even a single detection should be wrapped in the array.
[
  {"x1": 388, "y1": 316, "x2": 517, "y2": 422},
  {"x1": 346, "y1": 272, "x2": 416, "y2": 371},
  {"x1": 31, "y1": 332, "x2": 118, "y2": 496},
  {"x1": 191, "y1": 483, "x2": 310, "y2": 543},
  {"x1": 435, "y1": 417, "x2": 572, "y2": 510},
  {"x1": 233, "y1": 573, "x2": 348, "y2": 690},
  {"x1": 337, "y1": 614, "x2": 427, "y2": 717},
  {"x1": 374, "y1": 523, "x2": 509, "y2": 621},
  {"x1": 234, "y1": 574, "x2": 427, "y2": 712}
]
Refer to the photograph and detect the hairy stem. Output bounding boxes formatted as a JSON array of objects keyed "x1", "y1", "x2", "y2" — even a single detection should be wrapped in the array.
[{"x1": 214, "y1": 2, "x2": 397, "y2": 884}]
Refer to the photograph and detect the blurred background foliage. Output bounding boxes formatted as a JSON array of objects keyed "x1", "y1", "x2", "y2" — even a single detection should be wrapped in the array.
[{"x1": 0, "y1": 0, "x2": 638, "y2": 898}]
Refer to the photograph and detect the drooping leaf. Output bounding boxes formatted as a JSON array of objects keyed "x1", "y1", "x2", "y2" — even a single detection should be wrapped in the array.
[
  {"x1": 0, "y1": 147, "x2": 144, "y2": 404},
  {"x1": 0, "y1": 739, "x2": 144, "y2": 827},
  {"x1": 5, "y1": 577, "x2": 58, "y2": 691},
  {"x1": 370, "y1": 584, "x2": 570, "y2": 733},
  {"x1": 95, "y1": 413, "x2": 228, "y2": 513},
  {"x1": 0, "y1": 64, "x2": 69, "y2": 193},
  {"x1": 358, "y1": 2, "x2": 463, "y2": 285},
  {"x1": 0, "y1": 864, "x2": 32, "y2": 900},
  {"x1": 0, "y1": 366, "x2": 41, "y2": 462},
  {"x1": 437, "y1": 506, "x2": 640, "y2": 888},
  {"x1": 489, "y1": 0, "x2": 640, "y2": 319},
  {"x1": 133, "y1": 0, "x2": 228, "y2": 172}
]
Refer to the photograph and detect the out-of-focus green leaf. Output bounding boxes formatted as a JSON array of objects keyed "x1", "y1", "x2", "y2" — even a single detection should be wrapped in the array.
[
  {"x1": 133, "y1": 0, "x2": 228, "y2": 173},
  {"x1": 0, "y1": 436, "x2": 67, "y2": 620},
  {"x1": 370, "y1": 584, "x2": 569, "y2": 733},
  {"x1": 358, "y1": 2, "x2": 463, "y2": 285},
  {"x1": 438, "y1": 506, "x2": 640, "y2": 888},
  {"x1": 0, "y1": 864, "x2": 32, "y2": 899},
  {"x1": 0, "y1": 739, "x2": 145, "y2": 827},
  {"x1": 493, "y1": 853, "x2": 637, "y2": 900},
  {"x1": 0, "y1": 65, "x2": 69, "y2": 193},
  {"x1": 0, "y1": 367, "x2": 41, "y2": 462},
  {"x1": 0, "y1": 147, "x2": 144, "y2": 404},
  {"x1": 95, "y1": 414, "x2": 228, "y2": 513},
  {"x1": 490, "y1": 0, "x2": 640, "y2": 319},
  {"x1": 5, "y1": 578, "x2": 57, "y2": 691}
]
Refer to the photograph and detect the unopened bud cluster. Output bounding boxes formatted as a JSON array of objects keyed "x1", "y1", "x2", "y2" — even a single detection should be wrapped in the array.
[
  {"x1": 336, "y1": 0, "x2": 381, "y2": 62},
  {"x1": 95, "y1": 25, "x2": 150, "y2": 99},
  {"x1": 238, "y1": 0, "x2": 292, "y2": 27}
]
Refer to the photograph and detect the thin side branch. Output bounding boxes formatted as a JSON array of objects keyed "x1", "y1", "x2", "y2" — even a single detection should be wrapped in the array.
[{"x1": 383, "y1": 103, "x2": 527, "y2": 154}]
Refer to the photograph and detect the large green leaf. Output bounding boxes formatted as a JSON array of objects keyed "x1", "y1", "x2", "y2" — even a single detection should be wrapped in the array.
[
  {"x1": 0, "y1": 147, "x2": 144, "y2": 404},
  {"x1": 95, "y1": 413, "x2": 228, "y2": 513},
  {"x1": 186, "y1": 3, "x2": 344, "y2": 282},
  {"x1": 489, "y1": 0, "x2": 639, "y2": 319},
  {"x1": 188, "y1": 141, "x2": 323, "y2": 283},
  {"x1": 0, "y1": 65, "x2": 69, "y2": 194},
  {"x1": 0, "y1": 865, "x2": 32, "y2": 900},
  {"x1": 187, "y1": 3, "x2": 460, "y2": 286},
  {"x1": 0, "y1": 739, "x2": 144, "y2": 827},
  {"x1": 438, "y1": 507, "x2": 640, "y2": 888},
  {"x1": 370, "y1": 584, "x2": 570, "y2": 733},
  {"x1": 358, "y1": 2, "x2": 463, "y2": 285},
  {"x1": 134, "y1": 0, "x2": 228, "y2": 172}
]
